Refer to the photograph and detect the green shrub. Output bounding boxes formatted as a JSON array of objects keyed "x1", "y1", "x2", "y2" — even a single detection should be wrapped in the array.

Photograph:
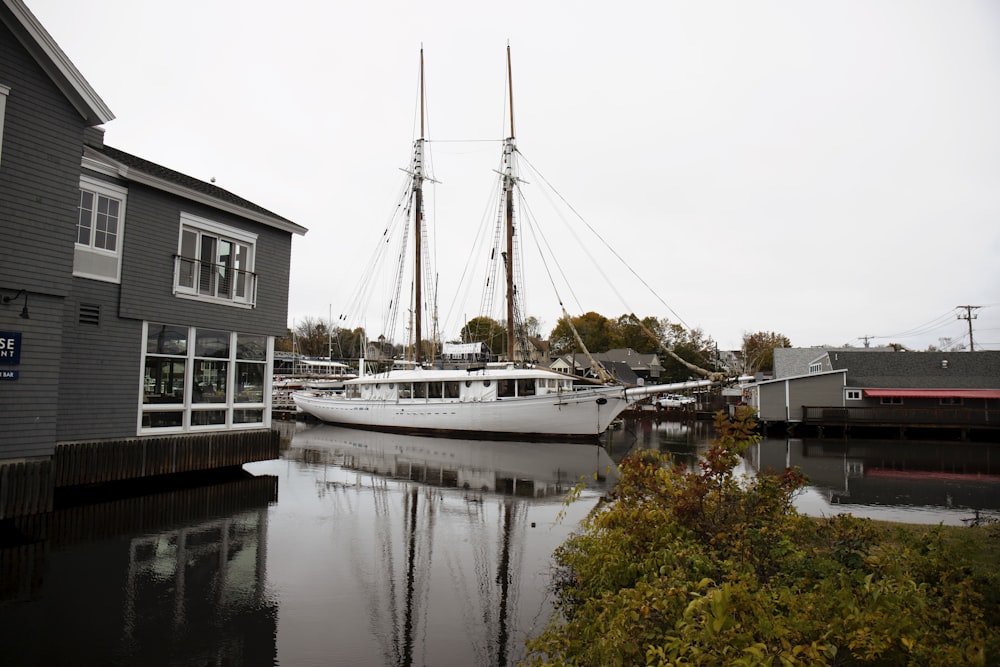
[{"x1": 523, "y1": 409, "x2": 993, "y2": 666}]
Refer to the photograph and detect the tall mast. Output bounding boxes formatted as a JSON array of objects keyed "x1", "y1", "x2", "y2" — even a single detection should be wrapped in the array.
[
  {"x1": 504, "y1": 45, "x2": 517, "y2": 362},
  {"x1": 413, "y1": 48, "x2": 426, "y2": 364}
]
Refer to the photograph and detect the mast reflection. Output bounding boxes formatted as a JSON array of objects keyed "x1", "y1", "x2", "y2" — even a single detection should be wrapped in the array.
[{"x1": 285, "y1": 423, "x2": 616, "y2": 667}]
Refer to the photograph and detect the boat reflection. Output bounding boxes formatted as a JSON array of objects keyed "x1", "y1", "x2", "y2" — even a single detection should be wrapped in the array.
[
  {"x1": 287, "y1": 422, "x2": 619, "y2": 497},
  {"x1": 747, "y1": 438, "x2": 1000, "y2": 525},
  {"x1": 277, "y1": 423, "x2": 616, "y2": 667}
]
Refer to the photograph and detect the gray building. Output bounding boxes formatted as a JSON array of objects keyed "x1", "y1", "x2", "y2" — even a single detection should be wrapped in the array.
[
  {"x1": 1, "y1": 0, "x2": 306, "y2": 514},
  {"x1": 749, "y1": 349, "x2": 1000, "y2": 438}
]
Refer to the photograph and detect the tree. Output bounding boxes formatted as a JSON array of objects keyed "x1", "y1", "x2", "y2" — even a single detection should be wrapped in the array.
[
  {"x1": 659, "y1": 320, "x2": 717, "y2": 382},
  {"x1": 741, "y1": 330, "x2": 791, "y2": 373},
  {"x1": 460, "y1": 316, "x2": 506, "y2": 357},
  {"x1": 614, "y1": 314, "x2": 662, "y2": 354},
  {"x1": 549, "y1": 312, "x2": 616, "y2": 356}
]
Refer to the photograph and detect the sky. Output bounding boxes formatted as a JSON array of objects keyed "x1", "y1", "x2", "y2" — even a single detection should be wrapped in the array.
[{"x1": 25, "y1": 0, "x2": 1000, "y2": 352}]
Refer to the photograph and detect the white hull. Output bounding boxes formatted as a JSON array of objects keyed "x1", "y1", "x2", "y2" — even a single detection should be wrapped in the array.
[{"x1": 293, "y1": 383, "x2": 650, "y2": 440}]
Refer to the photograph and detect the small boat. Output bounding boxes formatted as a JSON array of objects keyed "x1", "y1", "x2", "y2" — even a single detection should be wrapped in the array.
[{"x1": 294, "y1": 48, "x2": 703, "y2": 440}]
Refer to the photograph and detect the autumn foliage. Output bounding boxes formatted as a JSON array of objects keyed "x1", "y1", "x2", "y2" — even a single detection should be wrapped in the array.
[{"x1": 523, "y1": 408, "x2": 995, "y2": 666}]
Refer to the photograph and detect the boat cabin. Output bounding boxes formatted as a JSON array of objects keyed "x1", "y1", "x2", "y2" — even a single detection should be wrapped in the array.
[{"x1": 346, "y1": 369, "x2": 574, "y2": 402}]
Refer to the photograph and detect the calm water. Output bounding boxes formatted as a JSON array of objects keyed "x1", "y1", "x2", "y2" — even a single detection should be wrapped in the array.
[{"x1": 1, "y1": 419, "x2": 997, "y2": 666}]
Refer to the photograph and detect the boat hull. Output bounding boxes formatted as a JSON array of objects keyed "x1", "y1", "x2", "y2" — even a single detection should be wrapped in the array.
[{"x1": 292, "y1": 385, "x2": 636, "y2": 441}]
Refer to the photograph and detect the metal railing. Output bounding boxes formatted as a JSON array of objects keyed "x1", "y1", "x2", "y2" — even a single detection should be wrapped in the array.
[{"x1": 174, "y1": 255, "x2": 257, "y2": 305}]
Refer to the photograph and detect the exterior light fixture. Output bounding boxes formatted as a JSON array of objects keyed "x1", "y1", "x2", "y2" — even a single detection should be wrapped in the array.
[{"x1": 2, "y1": 289, "x2": 29, "y2": 319}]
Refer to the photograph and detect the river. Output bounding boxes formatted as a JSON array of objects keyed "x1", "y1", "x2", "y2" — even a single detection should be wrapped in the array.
[{"x1": 0, "y1": 418, "x2": 996, "y2": 665}]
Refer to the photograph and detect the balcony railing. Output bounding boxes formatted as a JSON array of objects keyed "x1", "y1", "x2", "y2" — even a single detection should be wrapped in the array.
[
  {"x1": 802, "y1": 406, "x2": 998, "y2": 426},
  {"x1": 174, "y1": 255, "x2": 257, "y2": 306}
]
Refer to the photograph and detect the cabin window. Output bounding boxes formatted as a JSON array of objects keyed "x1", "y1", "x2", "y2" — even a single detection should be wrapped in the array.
[
  {"x1": 74, "y1": 175, "x2": 126, "y2": 283},
  {"x1": 845, "y1": 389, "x2": 862, "y2": 401},
  {"x1": 517, "y1": 379, "x2": 536, "y2": 396},
  {"x1": 483, "y1": 379, "x2": 491, "y2": 387},
  {"x1": 139, "y1": 322, "x2": 272, "y2": 433},
  {"x1": 413, "y1": 382, "x2": 427, "y2": 399},
  {"x1": 445, "y1": 382, "x2": 460, "y2": 398},
  {"x1": 498, "y1": 379, "x2": 515, "y2": 398},
  {"x1": 174, "y1": 213, "x2": 257, "y2": 307},
  {"x1": 428, "y1": 382, "x2": 442, "y2": 399},
  {"x1": 880, "y1": 396, "x2": 903, "y2": 405}
]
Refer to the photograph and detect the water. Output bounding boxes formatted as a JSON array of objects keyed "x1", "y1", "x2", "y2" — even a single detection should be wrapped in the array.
[{"x1": 0, "y1": 419, "x2": 996, "y2": 666}]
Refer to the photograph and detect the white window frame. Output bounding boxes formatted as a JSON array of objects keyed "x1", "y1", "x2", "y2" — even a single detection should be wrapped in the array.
[
  {"x1": 74, "y1": 175, "x2": 127, "y2": 283},
  {"x1": 0, "y1": 84, "x2": 9, "y2": 168},
  {"x1": 138, "y1": 321, "x2": 273, "y2": 435},
  {"x1": 173, "y1": 212, "x2": 258, "y2": 308},
  {"x1": 845, "y1": 389, "x2": 862, "y2": 401}
]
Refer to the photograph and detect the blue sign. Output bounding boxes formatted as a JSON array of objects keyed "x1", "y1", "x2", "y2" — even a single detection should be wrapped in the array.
[
  {"x1": 0, "y1": 332, "x2": 21, "y2": 365},
  {"x1": 0, "y1": 369, "x2": 18, "y2": 381}
]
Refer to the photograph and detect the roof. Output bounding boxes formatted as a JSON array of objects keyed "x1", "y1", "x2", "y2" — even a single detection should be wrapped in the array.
[
  {"x1": 826, "y1": 350, "x2": 1000, "y2": 390},
  {"x1": 863, "y1": 389, "x2": 1000, "y2": 399},
  {"x1": 86, "y1": 144, "x2": 306, "y2": 236},
  {"x1": 594, "y1": 348, "x2": 662, "y2": 369},
  {"x1": 1, "y1": 0, "x2": 113, "y2": 125}
]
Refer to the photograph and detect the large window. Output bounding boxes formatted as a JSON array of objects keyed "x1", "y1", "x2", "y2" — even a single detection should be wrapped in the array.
[
  {"x1": 174, "y1": 213, "x2": 257, "y2": 306},
  {"x1": 0, "y1": 84, "x2": 9, "y2": 168},
  {"x1": 140, "y1": 322, "x2": 271, "y2": 433},
  {"x1": 74, "y1": 175, "x2": 127, "y2": 283}
]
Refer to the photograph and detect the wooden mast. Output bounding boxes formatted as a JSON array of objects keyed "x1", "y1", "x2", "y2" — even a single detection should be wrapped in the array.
[
  {"x1": 413, "y1": 48, "x2": 425, "y2": 364},
  {"x1": 504, "y1": 45, "x2": 517, "y2": 363}
]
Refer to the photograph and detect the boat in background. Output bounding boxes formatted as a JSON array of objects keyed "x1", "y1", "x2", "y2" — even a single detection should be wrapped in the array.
[{"x1": 294, "y1": 48, "x2": 709, "y2": 439}]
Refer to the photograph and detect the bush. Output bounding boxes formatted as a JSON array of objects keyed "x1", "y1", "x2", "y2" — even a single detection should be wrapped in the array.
[{"x1": 523, "y1": 408, "x2": 993, "y2": 666}]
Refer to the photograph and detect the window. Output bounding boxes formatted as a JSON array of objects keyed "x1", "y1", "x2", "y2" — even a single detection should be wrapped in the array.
[
  {"x1": 140, "y1": 322, "x2": 271, "y2": 433},
  {"x1": 0, "y1": 84, "x2": 9, "y2": 167},
  {"x1": 174, "y1": 213, "x2": 257, "y2": 306},
  {"x1": 880, "y1": 396, "x2": 903, "y2": 405},
  {"x1": 939, "y1": 396, "x2": 963, "y2": 406},
  {"x1": 845, "y1": 389, "x2": 862, "y2": 401},
  {"x1": 74, "y1": 175, "x2": 126, "y2": 282}
]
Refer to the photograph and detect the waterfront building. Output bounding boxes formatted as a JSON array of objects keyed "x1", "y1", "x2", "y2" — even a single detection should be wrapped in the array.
[
  {"x1": 748, "y1": 349, "x2": 1000, "y2": 440},
  {"x1": 0, "y1": 0, "x2": 306, "y2": 518}
]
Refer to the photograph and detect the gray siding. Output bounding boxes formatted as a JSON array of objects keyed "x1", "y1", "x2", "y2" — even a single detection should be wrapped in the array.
[
  {"x1": 1, "y1": 17, "x2": 88, "y2": 458},
  {"x1": 0, "y1": 18, "x2": 85, "y2": 295},
  {"x1": 757, "y1": 372, "x2": 845, "y2": 422},
  {"x1": 56, "y1": 279, "x2": 143, "y2": 441},
  {"x1": 116, "y1": 181, "x2": 292, "y2": 336},
  {"x1": 0, "y1": 293, "x2": 63, "y2": 457}
]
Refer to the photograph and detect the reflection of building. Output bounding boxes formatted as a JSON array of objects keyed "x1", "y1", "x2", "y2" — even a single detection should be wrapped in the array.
[
  {"x1": 0, "y1": 473, "x2": 277, "y2": 665},
  {"x1": 0, "y1": 0, "x2": 305, "y2": 520},
  {"x1": 745, "y1": 438, "x2": 1000, "y2": 516}
]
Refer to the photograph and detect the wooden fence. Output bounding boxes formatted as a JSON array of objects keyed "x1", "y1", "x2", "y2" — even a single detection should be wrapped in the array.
[{"x1": 0, "y1": 429, "x2": 280, "y2": 520}]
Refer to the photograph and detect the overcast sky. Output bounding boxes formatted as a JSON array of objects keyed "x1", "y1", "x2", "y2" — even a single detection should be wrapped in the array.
[{"x1": 27, "y1": 0, "x2": 1000, "y2": 351}]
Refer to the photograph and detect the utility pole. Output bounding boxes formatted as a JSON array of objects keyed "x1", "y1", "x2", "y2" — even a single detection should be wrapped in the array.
[
  {"x1": 956, "y1": 305, "x2": 980, "y2": 351},
  {"x1": 857, "y1": 335, "x2": 873, "y2": 348}
]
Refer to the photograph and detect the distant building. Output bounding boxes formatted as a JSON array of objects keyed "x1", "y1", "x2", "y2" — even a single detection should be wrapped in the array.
[{"x1": 749, "y1": 350, "x2": 1000, "y2": 439}]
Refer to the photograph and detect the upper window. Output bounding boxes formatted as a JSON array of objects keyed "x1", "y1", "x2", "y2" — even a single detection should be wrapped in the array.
[
  {"x1": 174, "y1": 213, "x2": 257, "y2": 307},
  {"x1": 74, "y1": 175, "x2": 127, "y2": 283},
  {"x1": 0, "y1": 84, "x2": 9, "y2": 168}
]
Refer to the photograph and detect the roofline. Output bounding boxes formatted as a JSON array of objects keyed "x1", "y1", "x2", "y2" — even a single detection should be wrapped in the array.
[
  {"x1": 755, "y1": 369, "x2": 847, "y2": 385},
  {"x1": 2, "y1": 0, "x2": 114, "y2": 125},
  {"x1": 84, "y1": 147, "x2": 307, "y2": 236}
]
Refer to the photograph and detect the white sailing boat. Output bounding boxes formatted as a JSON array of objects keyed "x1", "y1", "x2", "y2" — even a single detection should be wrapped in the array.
[{"x1": 293, "y1": 48, "x2": 707, "y2": 440}]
